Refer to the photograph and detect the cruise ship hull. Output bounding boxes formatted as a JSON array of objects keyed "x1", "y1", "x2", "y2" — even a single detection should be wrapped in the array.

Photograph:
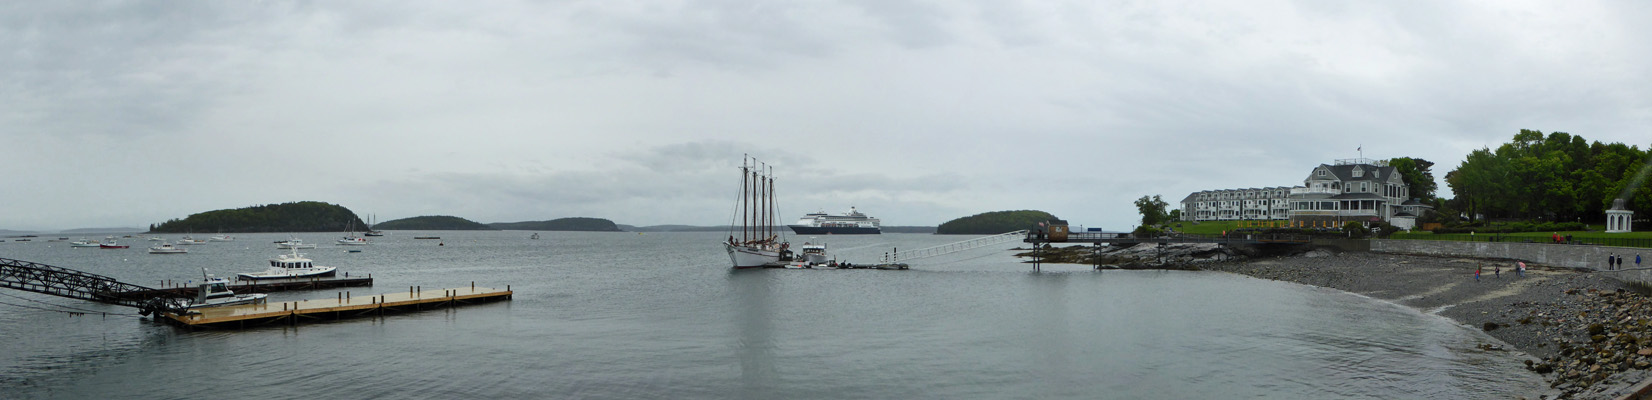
[{"x1": 787, "y1": 225, "x2": 880, "y2": 235}]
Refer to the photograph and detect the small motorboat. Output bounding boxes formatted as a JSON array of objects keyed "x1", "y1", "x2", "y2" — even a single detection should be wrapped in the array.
[
  {"x1": 147, "y1": 236, "x2": 165, "y2": 241},
  {"x1": 99, "y1": 240, "x2": 130, "y2": 249},
  {"x1": 799, "y1": 242, "x2": 828, "y2": 266},
  {"x1": 148, "y1": 243, "x2": 188, "y2": 254},
  {"x1": 414, "y1": 236, "x2": 440, "y2": 240},
  {"x1": 188, "y1": 269, "x2": 268, "y2": 309},
  {"x1": 69, "y1": 238, "x2": 101, "y2": 248},
  {"x1": 336, "y1": 236, "x2": 370, "y2": 246},
  {"x1": 209, "y1": 235, "x2": 235, "y2": 242},
  {"x1": 176, "y1": 236, "x2": 209, "y2": 245},
  {"x1": 276, "y1": 238, "x2": 317, "y2": 249},
  {"x1": 237, "y1": 247, "x2": 338, "y2": 281},
  {"x1": 530, "y1": 233, "x2": 540, "y2": 240}
]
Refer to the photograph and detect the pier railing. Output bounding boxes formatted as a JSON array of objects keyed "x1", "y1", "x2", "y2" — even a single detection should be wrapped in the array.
[
  {"x1": 1028, "y1": 231, "x2": 1316, "y2": 245},
  {"x1": 891, "y1": 230, "x2": 1029, "y2": 262}
]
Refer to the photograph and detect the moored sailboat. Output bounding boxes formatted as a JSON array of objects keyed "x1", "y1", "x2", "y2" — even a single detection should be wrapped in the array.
[{"x1": 724, "y1": 156, "x2": 790, "y2": 269}]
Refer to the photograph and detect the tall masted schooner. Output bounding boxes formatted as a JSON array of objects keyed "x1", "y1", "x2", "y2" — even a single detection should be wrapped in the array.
[{"x1": 725, "y1": 155, "x2": 791, "y2": 268}]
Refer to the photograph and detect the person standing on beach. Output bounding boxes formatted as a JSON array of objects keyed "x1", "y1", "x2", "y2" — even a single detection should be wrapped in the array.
[
  {"x1": 1517, "y1": 261, "x2": 1526, "y2": 277},
  {"x1": 1638, "y1": 254, "x2": 1643, "y2": 269},
  {"x1": 1475, "y1": 263, "x2": 1482, "y2": 282},
  {"x1": 1494, "y1": 264, "x2": 1500, "y2": 278},
  {"x1": 1610, "y1": 253, "x2": 1616, "y2": 270}
]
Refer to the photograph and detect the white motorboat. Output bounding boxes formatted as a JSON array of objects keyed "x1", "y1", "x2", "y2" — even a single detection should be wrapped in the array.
[
  {"x1": 69, "y1": 238, "x2": 101, "y2": 247},
  {"x1": 187, "y1": 270, "x2": 268, "y2": 309},
  {"x1": 237, "y1": 247, "x2": 338, "y2": 281},
  {"x1": 148, "y1": 243, "x2": 188, "y2": 254},
  {"x1": 209, "y1": 235, "x2": 235, "y2": 242},
  {"x1": 276, "y1": 238, "x2": 317, "y2": 249},
  {"x1": 530, "y1": 233, "x2": 540, "y2": 240},
  {"x1": 724, "y1": 156, "x2": 790, "y2": 269},
  {"x1": 176, "y1": 236, "x2": 209, "y2": 245},
  {"x1": 147, "y1": 236, "x2": 165, "y2": 241},
  {"x1": 799, "y1": 242, "x2": 828, "y2": 265}
]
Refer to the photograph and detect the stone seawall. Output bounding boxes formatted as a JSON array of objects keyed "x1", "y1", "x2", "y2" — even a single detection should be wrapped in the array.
[{"x1": 1371, "y1": 239, "x2": 1650, "y2": 278}]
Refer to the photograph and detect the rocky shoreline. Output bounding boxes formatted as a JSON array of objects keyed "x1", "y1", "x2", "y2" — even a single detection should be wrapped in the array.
[{"x1": 1018, "y1": 243, "x2": 1652, "y2": 399}]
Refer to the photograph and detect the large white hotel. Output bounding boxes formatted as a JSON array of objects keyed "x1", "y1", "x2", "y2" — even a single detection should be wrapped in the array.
[{"x1": 1178, "y1": 159, "x2": 1427, "y2": 229}]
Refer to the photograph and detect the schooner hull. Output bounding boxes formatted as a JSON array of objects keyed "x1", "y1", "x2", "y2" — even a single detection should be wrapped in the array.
[{"x1": 726, "y1": 243, "x2": 780, "y2": 269}]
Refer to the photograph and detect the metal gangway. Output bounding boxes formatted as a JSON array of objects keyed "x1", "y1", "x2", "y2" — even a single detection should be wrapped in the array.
[
  {"x1": 0, "y1": 257, "x2": 189, "y2": 316},
  {"x1": 888, "y1": 230, "x2": 1029, "y2": 263}
]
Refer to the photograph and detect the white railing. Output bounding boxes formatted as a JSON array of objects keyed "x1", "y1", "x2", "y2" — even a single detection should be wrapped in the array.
[{"x1": 890, "y1": 230, "x2": 1029, "y2": 262}]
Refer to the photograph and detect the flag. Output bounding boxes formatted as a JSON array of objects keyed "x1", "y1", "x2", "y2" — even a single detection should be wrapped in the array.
[{"x1": 1357, "y1": 145, "x2": 1362, "y2": 152}]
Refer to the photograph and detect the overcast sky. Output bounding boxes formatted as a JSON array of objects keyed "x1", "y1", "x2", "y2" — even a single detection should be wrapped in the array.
[{"x1": 4, "y1": 1, "x2": 1650, "y2": 232}]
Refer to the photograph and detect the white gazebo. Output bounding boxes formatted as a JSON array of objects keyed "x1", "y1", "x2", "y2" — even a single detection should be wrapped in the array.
[{"x1": 1606, "y1": 199, "x2": 1634, "y2": 233}]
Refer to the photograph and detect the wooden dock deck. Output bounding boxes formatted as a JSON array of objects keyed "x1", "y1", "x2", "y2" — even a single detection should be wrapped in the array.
[{"x1": 160, "y1": 285, "x2": 512, "y2": 329}]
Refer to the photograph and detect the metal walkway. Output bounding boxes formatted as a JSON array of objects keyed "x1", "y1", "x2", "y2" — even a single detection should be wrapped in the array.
[
  {"x1": 889, "y1": 230, "x2": 1029, "y2": 262},
  {"x1": 0, "y1": 257, "x2": 188, "y2": 316},
  {"x1": 1024, "y1": 231, "x2": 1314, "y2": 246}
]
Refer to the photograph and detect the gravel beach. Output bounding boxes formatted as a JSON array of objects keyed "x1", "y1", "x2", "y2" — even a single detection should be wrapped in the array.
[{"x1": 1024, "y1": 244, "x2": 1652, "y2": 399}]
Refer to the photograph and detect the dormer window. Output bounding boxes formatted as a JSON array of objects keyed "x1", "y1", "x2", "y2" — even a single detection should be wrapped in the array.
[
  {"x1": 1317, "y1": 169, "x2": 1326, "y2": 177},
  {"x1": 1352, "y1": 168, "x2": 1363, "y2": 178}
]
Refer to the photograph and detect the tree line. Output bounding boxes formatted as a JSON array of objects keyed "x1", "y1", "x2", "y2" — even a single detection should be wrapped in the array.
[
  {"x1": 150, "y1": 201, "x2": 367, "y2": 233},
  {"x1": 937, "y1": 210, "x2": 1057, "y2": 234},
  {"x1": 1446, "y1": 130, "x2": 1651, "y2": 223}
]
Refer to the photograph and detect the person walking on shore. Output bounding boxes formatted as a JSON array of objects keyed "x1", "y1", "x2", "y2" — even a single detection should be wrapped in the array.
[
  {"x1": 1475, "y1": 263, "x2": 1482, "y2": 282},
  {"x1": 1610, "y1": 253, "x2": 1616, "y2": 270},
  {"x1": 1638, "y1": 254, "x2": 1643, "y2": 269},
  {"x1": 1494, "y1": 264, "x2": 1501, "y2": 278},
  {"x1": 1517, "y1": 261, "x2": 1526, "y2": 277}
]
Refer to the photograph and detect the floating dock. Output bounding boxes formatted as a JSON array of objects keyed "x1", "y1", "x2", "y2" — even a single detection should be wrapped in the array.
[
  {"x1": 160, "y1": 284, "x2": 512, "y2": 330},
  {"x1": 109, "y1": 276, "x2": 374, "y2": 301}
]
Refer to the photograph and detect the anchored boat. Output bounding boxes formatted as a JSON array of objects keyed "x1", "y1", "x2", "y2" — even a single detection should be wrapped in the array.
[
  {"x1": 724, "y1": 156, "x2": 791, "y2": 269},
  {"x1": 148, "y1": 243, "x2": 188, "y2": 254},
  {"x1": 237, "y1": 247, "x2": 337, "y2": 281},
  {"x1": 188, "y1": 270, "x2": 268, "y2": 309}
]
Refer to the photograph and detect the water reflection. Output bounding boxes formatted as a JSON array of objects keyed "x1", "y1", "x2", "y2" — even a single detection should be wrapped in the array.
[{"x1": 729, "y1": 270, "x2": 776, "y2": 398}]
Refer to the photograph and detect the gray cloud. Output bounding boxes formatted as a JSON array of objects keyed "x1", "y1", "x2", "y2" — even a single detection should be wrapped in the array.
[{"x1": 4, "y1": 1, "x2": 1651, "y2": 231}]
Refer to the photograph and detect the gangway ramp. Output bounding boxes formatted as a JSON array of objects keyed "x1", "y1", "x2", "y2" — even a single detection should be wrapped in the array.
[
  {"x1": 0, "y1": 257, "x2": 188, "y2": 316},
  {"x1": 893, "y1": 230, "x2": 1028, "y2": 262}
]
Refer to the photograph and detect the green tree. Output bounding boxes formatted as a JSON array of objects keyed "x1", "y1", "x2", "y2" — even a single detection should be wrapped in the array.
[
  {"x1": 1135, "y1": 195, "x2": 1169, "y2": 227},
  {"x1": 1387, "y1": 157, "x2": 1437, "y2": 201}
]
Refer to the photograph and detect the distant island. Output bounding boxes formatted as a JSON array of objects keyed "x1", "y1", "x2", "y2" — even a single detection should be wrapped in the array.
[
  {"x1": 150, "y1": 201, "x2": 367, "y2": 233},
  {"x1": 375, "y1": 216, "x2": 495, "y2": 230},
  {"x1": 491, "y1": 217, "x2": 622, "y2": 232},
  {"x1": 936, "y1": 210, "x2": 1058, "y2": 235}
]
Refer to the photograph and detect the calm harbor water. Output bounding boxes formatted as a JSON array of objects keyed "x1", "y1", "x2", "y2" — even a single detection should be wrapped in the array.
[{"x1": 2, "y1": 231, "x2": 1543, "y2": 399}]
